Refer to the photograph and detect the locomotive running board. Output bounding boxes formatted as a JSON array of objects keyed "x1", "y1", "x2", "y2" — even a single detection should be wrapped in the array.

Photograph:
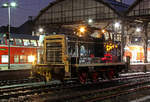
[{"x1": 73, "y1": 62, "x2": 126, "y2": 67}]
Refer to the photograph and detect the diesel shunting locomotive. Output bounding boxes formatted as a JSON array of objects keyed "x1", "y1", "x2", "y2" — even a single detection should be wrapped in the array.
[{"x1": 31, "y1": 34, "x2": 127, "y2": 83}]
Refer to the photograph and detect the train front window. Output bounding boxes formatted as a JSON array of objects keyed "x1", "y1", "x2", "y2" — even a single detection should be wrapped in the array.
[
  {"x1": 2, "y1": 55, "x2": 8, "y2": 63},
  {"x1": 15, "y1": 39, "x2": 23, "y2": 46},
  {"x1": 23, "y1": 39, "x2": 30, "y2": 46}
]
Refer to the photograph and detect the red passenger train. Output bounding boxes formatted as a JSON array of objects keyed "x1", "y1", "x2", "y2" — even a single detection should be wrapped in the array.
[{"x1": 0, "y1": 33, "x2": 39, "y2": 70}]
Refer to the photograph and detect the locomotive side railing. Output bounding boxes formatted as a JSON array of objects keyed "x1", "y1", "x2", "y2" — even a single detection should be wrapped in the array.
[{"x1": 44, "y1": 35, "x2": 66, "y2": 64}]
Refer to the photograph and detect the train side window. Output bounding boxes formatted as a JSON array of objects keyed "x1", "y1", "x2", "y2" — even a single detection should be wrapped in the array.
[
  {"x1": 14, "y1": 56, "x2": 19, "y2": 63},
  {"x1": 23, "y1": 39, "x2": 30, "y2": 46},
  {"x1": 0, "y1": 39, "x2": 6, "y2": 45},
  {"x1": 20, "y1": 55, "x2": 27, "y2": 63},
  {"x1": 9, "y1": 39, "x2": 14, "y2": 45},
  {"x1": 1, "y1": 55, "x2": 8, "y2": 63},
  {"x1": 15, "y1": 39, "x2": 23, "y2": 46},
  {"x1": 30, "y1": 40, "x2": 37, "y2": 46}
]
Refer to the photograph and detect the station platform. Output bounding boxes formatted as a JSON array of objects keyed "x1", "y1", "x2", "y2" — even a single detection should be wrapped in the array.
[
  {"x1": 0, "y1": 64, "x2": 32, "y2": 80},
  {"x1": 0, "y1": 64, "x2": 31, "y2": 70},
  {"x1": 130, "y1": 63, "x2": 150, "y2": 72},
  {"x1": 0, "y1": 69, "x2": 30, "y2": 80}
]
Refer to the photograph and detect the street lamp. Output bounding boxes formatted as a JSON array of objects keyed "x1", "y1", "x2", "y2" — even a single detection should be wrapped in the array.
[
  {"x1": 39, "y1": 28, "x2": 44, "y2": 33},
  {"x1": 77, "y1": 26, "x2": 87, "y2": 37},
  {"x1": 102, "y1": 29, "x2": 106, "y2": 33},
  {"x1": 136, "y1": 27, "x2": 141, "y2": 32},
  {"x1": 88, "y1": 18, "x2": 93, "y2": 24},
  {"x1": 2, "y1": 2, "x2": 17, "y2": 69},
  {"x1": 79, "y1": 27, "x2": 86, "y2": 33},
  {"x1": 114, "y1": 22, "x2": 120, "y2": 28}
]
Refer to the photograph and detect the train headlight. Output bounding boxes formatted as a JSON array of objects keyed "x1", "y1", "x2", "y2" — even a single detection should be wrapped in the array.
[{"x1": 28, "y1": 56, "x2": 35, "y2": 62}]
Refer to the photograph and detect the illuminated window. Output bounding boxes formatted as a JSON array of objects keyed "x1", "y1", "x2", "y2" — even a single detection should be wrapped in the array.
[
  {"x1": 2, "y1": 55, "x2": 8, "y2": 63},
  {"x1": 80, "y1": 45, "x2": 86, "y2": 56},
  {"x1": 0, "y1": 39, "x2": 6, "y2": 45},
  {"x1": 30, "y1": 40, "x2": 37, "y2": 46},
  {"x1": 14, "y1": 56, "x2": 19, "y2": 63},
  {"x1": 15, "y1": 39, "x2": 23, "y2": 46},
  {"x1": 9, "y1": 39, "x2": 14, "y2": 45},
  {"x1": 23, "y1": 39, "x2": 30, "y2": 46},
  {"x1": 28, "y1": 55, "x2": 35, "y2": 62},
  {"x1": 20, "y1": 55, "x2": 27, "y2": 63}
]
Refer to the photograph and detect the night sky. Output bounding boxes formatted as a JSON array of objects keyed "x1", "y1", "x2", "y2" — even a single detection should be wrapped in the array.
[{"x1": 0, "y1": 0, "x2": 135, "y2": 27}]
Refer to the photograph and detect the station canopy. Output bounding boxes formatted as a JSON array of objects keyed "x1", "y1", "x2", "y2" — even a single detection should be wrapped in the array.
[
  {"x1": 127, "y1": 0, "x2": 150, "y2": 18},
  {"x1": 126, "y1": 0, "x2": 150, "y2": 38},
  {"x1": 34, "y1": 0, "x2": 129, "y2": 34}
]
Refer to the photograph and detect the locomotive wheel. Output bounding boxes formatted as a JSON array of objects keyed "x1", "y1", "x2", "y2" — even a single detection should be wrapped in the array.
[
  {"x1": 115, "y1": 72, "x2": 119, "y2": 78},
  {"x1": 92, "y1": 71, "x2": 98, "y2": 82},
  {"x1": 108, "y1": 70, "x2": 114, "y2": 79},
  {"x1": 79, "y1": 72, "x2": 87, "y2": 84},
  {"x1": 102, "y1": 72, "x2": 107, "y2": 79}
]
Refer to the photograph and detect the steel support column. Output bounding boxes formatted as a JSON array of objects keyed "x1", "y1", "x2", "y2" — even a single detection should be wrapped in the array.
[
  {"x1": 144, "y1": 22, "x2": 148, "y2": 63},
  {"x1": 121, "y1": 19, "x2": 125, "y2": 62},
  {"x1": 8, "y1": 6, "x2": 11, "y2": 69}
]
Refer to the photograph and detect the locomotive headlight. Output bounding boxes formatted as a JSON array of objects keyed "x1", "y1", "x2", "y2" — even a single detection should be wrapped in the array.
[{"x1": 28, "y1": 56, "x2": 35, "y2": 62}]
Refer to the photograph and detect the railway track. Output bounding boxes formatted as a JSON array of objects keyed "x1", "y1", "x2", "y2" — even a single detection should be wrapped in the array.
[
  {"x1": 86, "y1": 84, "x2": 150, "y2": 102},
  {"x1": 0, "y1": 72, "x2": 147, "y2": 87},
  {"x1": 35, "y1": 76, "x2": 150, "y2": 102},
  {"x1": 0, "y1": 72, "x2": 150, "y2": 102},
  {"x1": 0, "y1": 78, "x2": 40, "y2": 86}
]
